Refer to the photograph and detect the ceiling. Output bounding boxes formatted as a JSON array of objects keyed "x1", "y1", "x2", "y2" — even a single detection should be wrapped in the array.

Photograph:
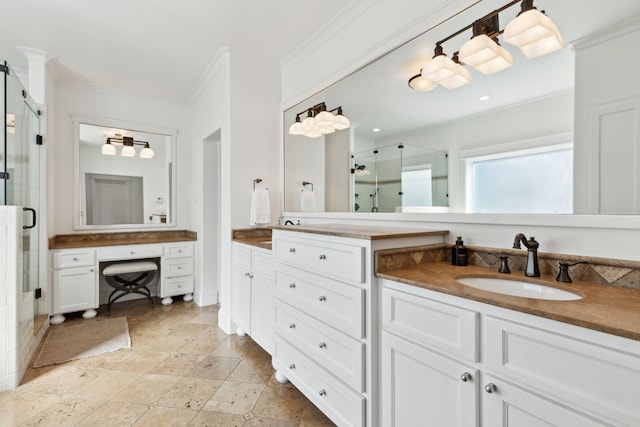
[{"x1": 0, "y1": 0, "x2": 355, "y2": 105}]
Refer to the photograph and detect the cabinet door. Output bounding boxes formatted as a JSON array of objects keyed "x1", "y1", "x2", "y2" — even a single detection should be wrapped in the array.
[
  {"x1": 251, "y1": 271, "x2": 274, "y2": 354},
  {"x1": 381, "y1": 331, "x2": 478, "y2": 427},
  {"x1": 482, "y1": 375, "x2": 615, "y2": 427},
  {"x1": 232, "y1": 263, "x2": 252, "y2": 334},
  {"x1": 53, "y1": 266, "x2": 98, "y2": 314}
]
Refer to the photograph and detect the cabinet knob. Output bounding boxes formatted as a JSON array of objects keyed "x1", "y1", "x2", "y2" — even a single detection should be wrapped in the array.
[
  {"x1": 130, "y1": 251, "x2": 135, "y2": 254},
  {"x1": 177, "y1": 266, "x2": 182, "y2": 270},
  {"x1": 289, "y1": 283, "x2": 296, "y2": 289},
  {"x1": 319, "y1": 254, "x2": 326, "y2": 260},
  {"x1": 318, "y1": 296, "x2": 326, "y2": 302},
  {"x1": 319, "y1": 342, "x2": 327, "y2": 349},
  {"x1": 289, "y1": 323, "x2": 296, "y2": 329},
  {"x1": 73, "y1": 257, "x2": 79, "y2": 261},
  {"x1": 484, "y1": 383, "x2": 497, "y2": 394},
  {"x1": 289, "y1": 364, "x2": 296, "y2": 370},
  {"x1": 460, "y1": 372, "x2": 472, "y2": 382},
  {"x1": 289, "y1": 248, "x2": 296, "y2": 253},
  {"x1": 319, "y1": 389, "x2": 327, "y2": 396},
  {"x1": 89, "y1": 269, "x2": 95, "y2": 272},
  {"x1": 245, "y1": 272, "x2": 251, "y2": 277},
  {"x1": 178, "y1": 249, "x2": 183, "y2": 253}
]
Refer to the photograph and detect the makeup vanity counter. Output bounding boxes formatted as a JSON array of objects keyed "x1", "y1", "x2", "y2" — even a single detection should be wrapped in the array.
[
  {"x1": 376, "y1": 256, "x2": 640, "y2": 426},
  {"x1": 49, "y1": 230, "x2": 197, "y2": 324}
]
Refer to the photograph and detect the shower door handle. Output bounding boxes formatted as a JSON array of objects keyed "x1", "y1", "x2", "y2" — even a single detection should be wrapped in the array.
[{"x1": 23, "y1": 207, "x2": 36, "y2": 229}]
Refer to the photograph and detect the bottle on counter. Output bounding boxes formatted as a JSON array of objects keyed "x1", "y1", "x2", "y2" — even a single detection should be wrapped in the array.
[{"x1": 451, "y1": 236, "x2": 468, "y2": 266}]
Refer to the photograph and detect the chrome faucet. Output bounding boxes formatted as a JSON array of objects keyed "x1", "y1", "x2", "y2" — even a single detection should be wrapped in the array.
[{"x1": 513, "y1": 233, "x2": 540, "y2": 277}]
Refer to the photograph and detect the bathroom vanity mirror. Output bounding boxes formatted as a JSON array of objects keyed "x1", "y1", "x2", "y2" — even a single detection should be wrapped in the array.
[
  {"x1": 283, "y1": 0, "x2": 640, "y2": 215},
  {"x1": 73, "y1": 118, "x2": 177, "y2": 229}
]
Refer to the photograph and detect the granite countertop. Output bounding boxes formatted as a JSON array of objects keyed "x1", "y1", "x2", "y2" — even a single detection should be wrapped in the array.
[
  {"x1": 377, "y1": 262, "x2": 640, "y2": 341},
  {"x1": 271, "y1": 224, "x2": 448, "y2": 240},
  {"x1": 232, "y1": 228, "x2": 272, "y2": 250},
  {"x1": 233, "y1": 237, "x2": 272, "y2": 250},
  {"x1": 49, "y1": 230, "x2": 197, "y2": 249}
]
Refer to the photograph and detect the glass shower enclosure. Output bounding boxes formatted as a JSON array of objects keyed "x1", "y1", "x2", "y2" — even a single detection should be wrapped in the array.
[{"x1": 1, "y1": 61, "x2": 43, "y2": 318}]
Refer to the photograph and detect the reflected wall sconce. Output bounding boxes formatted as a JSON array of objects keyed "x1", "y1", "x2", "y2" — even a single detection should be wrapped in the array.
[
  {"x1": 351, "y1": 164, "x2": 370, "y2": 176},
  {"x1": 408, "y1": 0, "x2": 562, "y2": 91},
  {"x1": 102, "y1": 134, "x2": 155, "y2": 158},
  {"x1": 289, "y1": 102, "x2": 350, "y2": 138}
]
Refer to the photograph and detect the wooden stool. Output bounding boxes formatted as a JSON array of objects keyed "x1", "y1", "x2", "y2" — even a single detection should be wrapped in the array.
[{"x1": 103, "y1": 261, "x2": 158, "y2": 314}]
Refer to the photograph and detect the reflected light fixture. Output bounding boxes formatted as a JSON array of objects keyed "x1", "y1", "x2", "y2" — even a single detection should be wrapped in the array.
[
  {"x1": 408, "y1": 0, "x2": 561, "y2": 91},
  {"x1": 288, "y1": 102, "x2": 350, "y2": 138},
  {"x1": 102, "y1": 134, "x2": 155, "y2": 158}
]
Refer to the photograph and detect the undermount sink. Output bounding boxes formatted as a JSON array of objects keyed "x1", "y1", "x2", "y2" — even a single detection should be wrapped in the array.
[{"x1": 457, "y1": 276, "x2": 582, "y2": 301}]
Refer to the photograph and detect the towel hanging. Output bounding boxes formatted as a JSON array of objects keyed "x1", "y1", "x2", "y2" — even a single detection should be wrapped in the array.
[
  {"x1": 300, "y1": 190, "x2": 317, "y2": 212},
  {"x1": 250, "y1": 188, "x2": 270, "y2": 225}
]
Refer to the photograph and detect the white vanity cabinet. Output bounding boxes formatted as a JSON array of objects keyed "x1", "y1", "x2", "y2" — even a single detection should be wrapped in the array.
[
  {"x1": 232, "y1": 242, "x2": 274, "y2": 354},
  {"x1": 51, "y1": 248, "x2": 99, "y2": 324},
  {"x1": 380, "y1": 278, "x2": 640, "y2": 427},
  {"x1": 160, "y1": 242, "x2": 195, "y2": 305}
]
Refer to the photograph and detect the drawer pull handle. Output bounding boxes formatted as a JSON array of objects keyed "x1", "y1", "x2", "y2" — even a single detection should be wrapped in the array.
[
  {"x1": 289, "y1": 283, "x2": 296, "y2": 289},
  {"x1": 485, "y1": 383, "x2": 497, "y2": 394},
  {"x1": 178, "y1": 266, "x2": 182, "y2": 270},
  {"x1": 319, "y1": 389, "x2": 327, "y2": 396},
  {"x1": 318, "y1": 296, "x2": 326, "y2": 302},
  {"x1": 73, "y1": 257, "x2": 79, "y2": 261},
  {"x1": 289, "y1": 364, "x2": 296, "y2": 370},
  {"x1": 130, "y1": 251, "x2": 135, "y2": 255},
  {"x1": 289, "y1": 248, "x2": 296, "y2": 253},
  {"x1": 318, "y1": 254, "x2": 326, "y2": 260},
  {"x1": 319, "y1": 342, "x2": 327, "y2": 349},
  {"x1": 90, "y1": 268, "x2": 95, "y2": 272},
  {"x1": 289, "y1": 323, "x2": 296, "y2": 329},
  {"x1": 178, "y1": 249, "x2": 183, "y2": 253},
  {"x1": 460, "y1": 372, "x2": 472, "y2": 382}
]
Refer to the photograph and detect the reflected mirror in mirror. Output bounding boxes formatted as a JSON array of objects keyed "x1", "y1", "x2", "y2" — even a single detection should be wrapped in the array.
[
  {"x1": 283, "y1": 0, "x2": 640, "y2": 215},
  {"x1": 76, "y1": 122, "x2": 174, "y2": 228}
]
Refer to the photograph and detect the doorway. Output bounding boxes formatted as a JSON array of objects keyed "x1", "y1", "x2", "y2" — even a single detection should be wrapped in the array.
[{"x1": 202, "y1": 130, "x2": 221, "y2": 305}]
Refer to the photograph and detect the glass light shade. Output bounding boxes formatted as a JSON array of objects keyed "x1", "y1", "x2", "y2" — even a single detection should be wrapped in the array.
[
  {"x1": 459, "y1": 35, "x2": 513, "y2": 75},
  {"x1": 101, "y1": 143, "x2": 116, "y2": 155},
  {"x1": 504, "y1": 9, "x2": 563, "y2": 58},
  {"x1": 289, "y1": 121, "x2": 303, "y2": 135},
  {"x1": 316, "y1": 124, "x2": 335, "y2": 134},
  {"x1": 408, "y1": 74, "x2": 437, "y2": 91},
  {"x1": 140, "y1": 146, "x2": 155, "y2": 159},
  {"x1": 439, "y1": 63, "x2": 472, "y2": 89},
  {"x1": 314, "y1": 110, "x2": 336, "y2": 127},
  {"x1": 332, "y1": 114, "x2": 351, "y2": 130},
  {"x1": 422, "y1": 54, "x2": 458, "y2": 83},
  {"x1": 121, "y1": 144, "x2": 136, "y2": 157}
]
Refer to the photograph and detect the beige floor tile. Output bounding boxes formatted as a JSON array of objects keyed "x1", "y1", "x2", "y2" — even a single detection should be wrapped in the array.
[
  {"x1": 227, "y1": 357, "x2": 274, "y2": 384},
  {"x1": 251, "y1": 384, "x2": 307, "y2": 423},
  {"x1": 244, "y1": 417, "x2": 298, "y2": 426},
  {"x1": 132, "y1": 406, "x2": 197, "y2": 427},
  {"x1": 186, "y1": 355, "x2": 241, "y2": 380},
  {"x1": 179, "y1": 336, "x2": 221, "y2": 355},
  {"x1": 17, "y1": 365, "x2": 102, "y2": 395},
  {"x1": 148, "y1": 352, "x2": 206, "y2": 376},
  {"x1": 187, "y1": 409, "x2": 246, "y2": 426},
  {"x1": 70, "y1": 369, "x2": 144, "y2": 400},
  {"x1": 19, "y1": 396, "x2": 105, "y2": 427},
  {"x1": 110, "y1": 373, "x2": 182, "y2": 405},
  {"x1": 202, "y1": 380, "x2": 265, "y2": 415},
  {"x1": 0, "y1": 391, "x2": 61, "y2": 426},
  {"x1": 299, "y1": 400, "x2": 336, "y2": 426},
  {"x1": 112, "y1": 349, "x2": 170, "y2": 373},
  {"x1": 159, "y1": 377, "x2": 223, "y2": 410},
  {"x1": 75, "y1": 401, "x2": 149, "y2": 427},
  {"x1": 185, "y1": 311, "x2": 218, "y2": 325}
]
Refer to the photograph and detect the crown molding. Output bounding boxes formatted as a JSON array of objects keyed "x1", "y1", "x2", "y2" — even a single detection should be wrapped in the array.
[
  {"x1": 185, "y1": 47, "x2": 230, "y2": 107},
  {"x1": 570, "y1": 12, "x2": 640, "y2": 51}
]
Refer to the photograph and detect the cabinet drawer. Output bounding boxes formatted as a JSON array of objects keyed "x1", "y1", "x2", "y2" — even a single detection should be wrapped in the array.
[
  {"x1": 275, "y1": 302, "x2": 364, "y2": 392},
  {"x1": 274, "y1": 236, "x2": 364, "y2": 283},
  {"x1": 275, "y1": 264, "x2": 364, "y2": 338},
  {"x1": 53, "y1": 250, "x2": 96, "y2": 269},
  {"x1": 485, "y1": 315, "x2": 640, "y2": 426},
  {"x1": 164, "y1": 275, "x2": 194, "y2": 296},
  {"x1": 165, "y1": 243, "x2": 194, "y2": 258},
  {"x1": 381, "y1": 286, "x2": 478, "y2": 362},
  {"x1": 274, "y1": 336, "x2": 364, "y2": 427},
  {"x1": 252, "y1": 249, "x2": 273, "y2": 277},
  {"x1": 163, "y1": 258, "x2": 194, "y2": 277},
  {"x1": 97, "y1": 244, "x2": 163, "y2": 261},
  {"x1": 233, "y1": 243, "x2": 252, "y2": 268}
]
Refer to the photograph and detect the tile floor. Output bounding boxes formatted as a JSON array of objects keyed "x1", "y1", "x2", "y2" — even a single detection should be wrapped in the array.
[{"x1": 0, "y1": 299, "x2": 336, "y2": 426}]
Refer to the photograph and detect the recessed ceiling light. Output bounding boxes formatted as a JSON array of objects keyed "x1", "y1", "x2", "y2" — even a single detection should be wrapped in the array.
[
  {"x1": 373, "y1": 128, "x2": 381, "y2": 132},
  {"x1": 479, "y1": 95, "x2": 491, "y2": 101}
]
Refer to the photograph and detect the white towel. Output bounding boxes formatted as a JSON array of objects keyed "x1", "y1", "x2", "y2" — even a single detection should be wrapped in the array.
[
  {"x1": 250, "y1": 189, "x2": 270, "y2": 225},
  {"x1": 300, "y1": 190, "x2": 317, "y2": 212}
]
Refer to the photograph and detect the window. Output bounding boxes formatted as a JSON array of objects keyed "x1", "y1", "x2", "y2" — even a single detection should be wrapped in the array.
[{"x1": 466, "y1": 145, "x2": 572, "y2": 214}]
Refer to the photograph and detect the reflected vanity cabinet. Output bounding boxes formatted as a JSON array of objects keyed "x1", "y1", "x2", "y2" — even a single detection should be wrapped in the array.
[
  {"x1": 232, "y1": 242, "x2": 274, "y2": 354},
  {"x1": 51, "y1": 248, "x2": 99, "y2": 317},
  {"x1": 380, "y1": 279, "x2": 640, "y2": 427}
]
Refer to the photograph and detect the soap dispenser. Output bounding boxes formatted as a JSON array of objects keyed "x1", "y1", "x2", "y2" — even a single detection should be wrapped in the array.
[{"x1": 451, "y1": 236, "x2": 468, "y2": 266}]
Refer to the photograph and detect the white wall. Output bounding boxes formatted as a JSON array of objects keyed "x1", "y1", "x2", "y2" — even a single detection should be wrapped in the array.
[
  {"x1": 51, "y1": 83, "x2": 190, "y2": 235},
  {"x1": 280, "y1": 0, "x2": 640, "y2": 262}
]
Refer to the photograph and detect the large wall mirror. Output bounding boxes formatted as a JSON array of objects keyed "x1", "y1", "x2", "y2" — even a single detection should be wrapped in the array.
[
  {"x1": 73, "y1": 116, "x2": 177, "y2": 229},
  {"x1": 284, "y1": 0, "x2": 640, "y2": 215}
]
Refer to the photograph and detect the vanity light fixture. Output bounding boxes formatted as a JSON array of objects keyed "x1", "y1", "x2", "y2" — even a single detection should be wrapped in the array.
[
  {"x1": 102, "y1": 134, "x2": 155, "y2": 158},
  {"x1": 408, "y1": 0, "x2": 561, "y2": 91},
  {"x1": 288, "y1": 102, "x2": 350, "y2": 138}
]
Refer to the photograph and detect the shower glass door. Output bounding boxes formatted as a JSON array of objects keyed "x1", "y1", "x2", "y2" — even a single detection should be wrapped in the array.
[{"x1": 3, "y1": 62, "x2": 42, "y2": 316}]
